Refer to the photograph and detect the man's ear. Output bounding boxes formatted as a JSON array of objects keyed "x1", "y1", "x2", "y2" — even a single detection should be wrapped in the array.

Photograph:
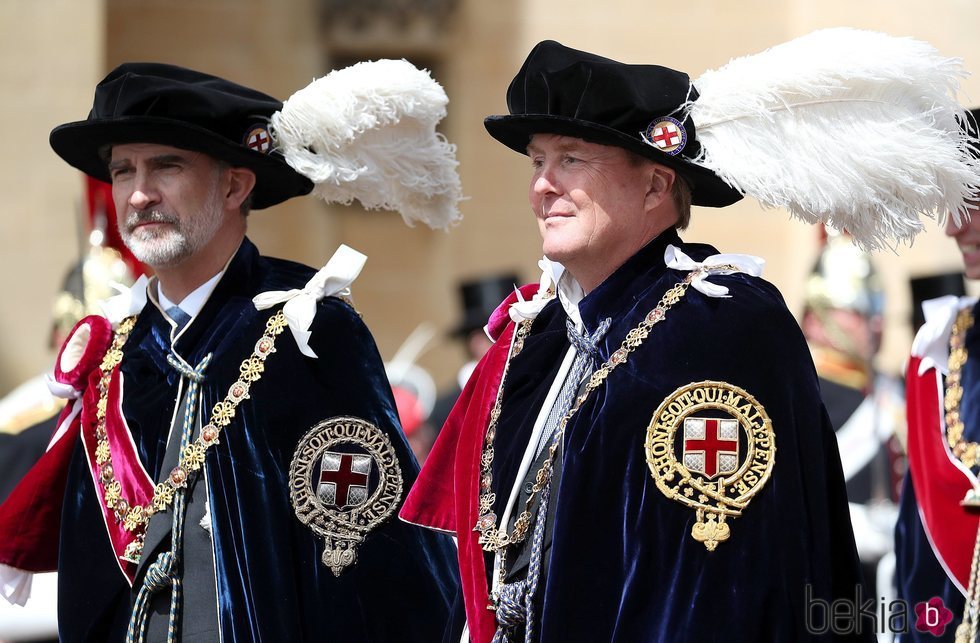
[
  {"x1": 645, "y1": 164, "x2": 675, "y2": 212},
  {"x1": 225, "y1": 167, "x2": 257, "y2": 211}
]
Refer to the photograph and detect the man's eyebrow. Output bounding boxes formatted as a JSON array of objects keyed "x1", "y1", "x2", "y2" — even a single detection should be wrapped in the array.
[
  {"x1": 149, "y1": 154, "x2": 189, "y2": 165},
  {"x1": 527, "y1": 140, "x2": 591, "y2": 156},
  {"x1": 107, "y1": 153, "x2": 189, "y2": 171},
  {"x1": 107, "y1": 158, "x2": 132, "y2": 172}
]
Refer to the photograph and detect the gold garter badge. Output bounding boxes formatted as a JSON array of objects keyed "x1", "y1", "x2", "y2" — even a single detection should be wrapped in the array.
[
  {"x1": 645, "y1": 381, "x2": 775, "y2": 551},
  {"x1": 289, "y1": 416, "x2": 403, "y2": 576}
]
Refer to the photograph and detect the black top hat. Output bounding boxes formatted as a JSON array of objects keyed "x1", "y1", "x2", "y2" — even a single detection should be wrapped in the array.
[
  {"x1": 49, "y1": 63, "x2": 313, "y2": 210},
  {"x1": 910, "y1": 272, "x2": 967, "y2": 331},
  {"x1": 484, "y1": 41, "x2": 743, "y2": 208},
  {"x1": 452, "y1": 274, "x2": 520, "y2": 336}
]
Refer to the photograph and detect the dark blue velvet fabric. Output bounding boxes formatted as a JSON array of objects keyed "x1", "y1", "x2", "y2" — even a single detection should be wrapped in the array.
[
  {"x1": 479, "y1": 229, "x2": 868, "y2": 642},
  {"x1": 57, "y1": 238, "x2": 459, "y2": 641},
  {"x1": 895, "y1": 299, "x2": 980, "y2": 642}
]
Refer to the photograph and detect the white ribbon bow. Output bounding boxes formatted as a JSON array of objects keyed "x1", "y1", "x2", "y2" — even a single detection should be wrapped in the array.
[
  {"x1": 508, "y1": 257, "x2": 564, "y2": 324},
  {"x1": 912, "y1": 295, "x2": 976, "y2": 376},
  {"x1": 252, "y1": 244, "x2": 367, "y2": 358},
  {"x1": 99, "y1": 274, "x2": 150, "y2": 326},
  {"x1": 664, "y1": 245, "x2": 765, "y2": 298}
]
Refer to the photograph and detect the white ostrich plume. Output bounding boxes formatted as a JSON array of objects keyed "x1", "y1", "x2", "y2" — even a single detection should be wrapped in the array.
[
  {"x1": 270, "y1": 59, "x2": 462, "y2": 230},
  {"x1": 685, "y1": 28, "x2": 980, "y2": 250}
]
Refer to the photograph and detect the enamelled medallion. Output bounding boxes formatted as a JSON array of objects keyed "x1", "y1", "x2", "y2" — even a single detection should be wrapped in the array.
[
  {"x1": 645, "y1": 380, "x2": 775, "y2": 550},
  {"x1": 289, "y1": 416, "x2": 403, "y2": 576}
]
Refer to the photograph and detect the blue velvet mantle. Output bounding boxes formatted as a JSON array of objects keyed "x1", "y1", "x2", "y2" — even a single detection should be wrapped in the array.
[
  {"x1": 57, "y1": 238, "x2": 459, "y2": 641},
  {"x1": 461, "y1": 229, "x2": 869, "y2": 642}
]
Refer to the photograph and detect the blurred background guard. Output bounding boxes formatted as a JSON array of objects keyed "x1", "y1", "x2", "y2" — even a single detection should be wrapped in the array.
[
  {"x1": 801, "y1": 225, "x2": 905, "y2": 600},
  {"x1": 429, "y1": 273, "x2": 519, "y2": 433},
  {"x1": 386, "y1": 324, "x2": 439, "y2": 464},
  {"x1": 0, "y1": 176, "x2": 138, "y2": 643}
]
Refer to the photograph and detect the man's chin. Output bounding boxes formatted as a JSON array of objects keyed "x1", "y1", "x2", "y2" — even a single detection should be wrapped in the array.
[
  {"x1": 127, "y1": 237, "x2": 190, "y2": 268},
  {"x1": 540, "y1": 241, "x2": 579, "y2": 266}
]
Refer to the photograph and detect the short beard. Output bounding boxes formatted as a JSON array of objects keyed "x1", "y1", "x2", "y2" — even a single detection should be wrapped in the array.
[{"x1": 120, "y1": 180, "x2": 225, "y2": 268}]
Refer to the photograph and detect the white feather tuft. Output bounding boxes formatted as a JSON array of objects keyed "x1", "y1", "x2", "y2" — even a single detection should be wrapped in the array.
[
  {"x1": 270, "y1": 59, "x2": 462, "y2": 230},
  {"x1": 686, "y1": 28, "x2": 980, "y2": 250}
]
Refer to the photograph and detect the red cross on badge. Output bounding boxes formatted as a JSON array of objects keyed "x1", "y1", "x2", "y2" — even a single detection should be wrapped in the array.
[
  {"x1": 683, "y1": 418, "x2": 740, "y2": 479},
  {"x1": 652, "y1": 124, "x2": 680, "y2": 149},
  {"x1": 244, "y1": 126, "x2": 272, "y2": 154},
  {"x1": 642, "y1": 116, "x2": 687, "y2": 156},
  {"x1": 318, "y1": 452, "x2": 372, "y2": 509}
]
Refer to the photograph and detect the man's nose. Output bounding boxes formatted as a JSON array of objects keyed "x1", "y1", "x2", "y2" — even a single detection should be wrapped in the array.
[
  {"x1": 128, "y1": 174, "x2": 160, "y2": 211},
  {"x1": 532, "y1": 167, "x2": 559, "y2": 196}
]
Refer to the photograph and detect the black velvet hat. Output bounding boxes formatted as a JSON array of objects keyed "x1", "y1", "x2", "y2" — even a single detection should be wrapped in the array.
[
  {"x1": 484, "y1": 41, "x2": 743, "y2": 208},
  {"x1": 49, "y1": 63, "x2": 313, "y2": 210}
]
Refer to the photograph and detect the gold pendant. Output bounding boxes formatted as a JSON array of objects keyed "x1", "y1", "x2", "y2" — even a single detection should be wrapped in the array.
[
  {"x1": 691, "y1": 511, "x2": 730, "y2": 552},
  {"x1": 120, "y1": 536, "x2": 144, "y2": 565}
]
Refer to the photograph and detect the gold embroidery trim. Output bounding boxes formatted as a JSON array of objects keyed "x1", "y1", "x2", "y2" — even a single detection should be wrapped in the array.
[{"x1": 94, "y1": 311, "x2": 288, "y2": 562}]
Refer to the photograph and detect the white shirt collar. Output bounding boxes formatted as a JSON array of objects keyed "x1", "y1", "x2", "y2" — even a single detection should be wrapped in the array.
[{"x1": 157, "y1": 269, "x2": 225, "y2": 320}]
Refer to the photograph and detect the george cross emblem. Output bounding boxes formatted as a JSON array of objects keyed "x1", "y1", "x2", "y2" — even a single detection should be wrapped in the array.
[
  {"x1": 244, "y1": 126, "x2": 272, "y2": 154},
  {"x1": 318, "y1": 452, "x2": 372, "y2": 509},
  {"x1": 652, "y1": 124, "x2": 680, "y2": 149},
  {"x1": 683, "y1": 417, "x2": 739, "y2": 479},
  {"x1": 641, "y1": 116, "x2": 687, "y2": 156}
]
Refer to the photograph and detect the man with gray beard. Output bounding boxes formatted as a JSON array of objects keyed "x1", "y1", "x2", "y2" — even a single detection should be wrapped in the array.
[
  {"x1": 0, "y1": 63, "x2": 459, "y2": 641},
  {"x1": 116, "y1": 158, "x2": 226, "y2": 270}
]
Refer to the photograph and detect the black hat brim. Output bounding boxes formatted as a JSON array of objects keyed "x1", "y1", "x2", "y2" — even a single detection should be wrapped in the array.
[
  {"x1": 485, "y1": 114, "x2": 743, "y2": 208},
  {"x1": 50, "y1": 117, "x2": 313, "y2": 210}
]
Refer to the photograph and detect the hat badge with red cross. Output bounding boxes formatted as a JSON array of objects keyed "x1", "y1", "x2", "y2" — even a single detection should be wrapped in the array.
[
  {"x1": 641, "y1": 116, "x2": 687, "y2": 156},
  {"x1": 243, "y1": 124, "x2": 272, "y2": 154}
]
